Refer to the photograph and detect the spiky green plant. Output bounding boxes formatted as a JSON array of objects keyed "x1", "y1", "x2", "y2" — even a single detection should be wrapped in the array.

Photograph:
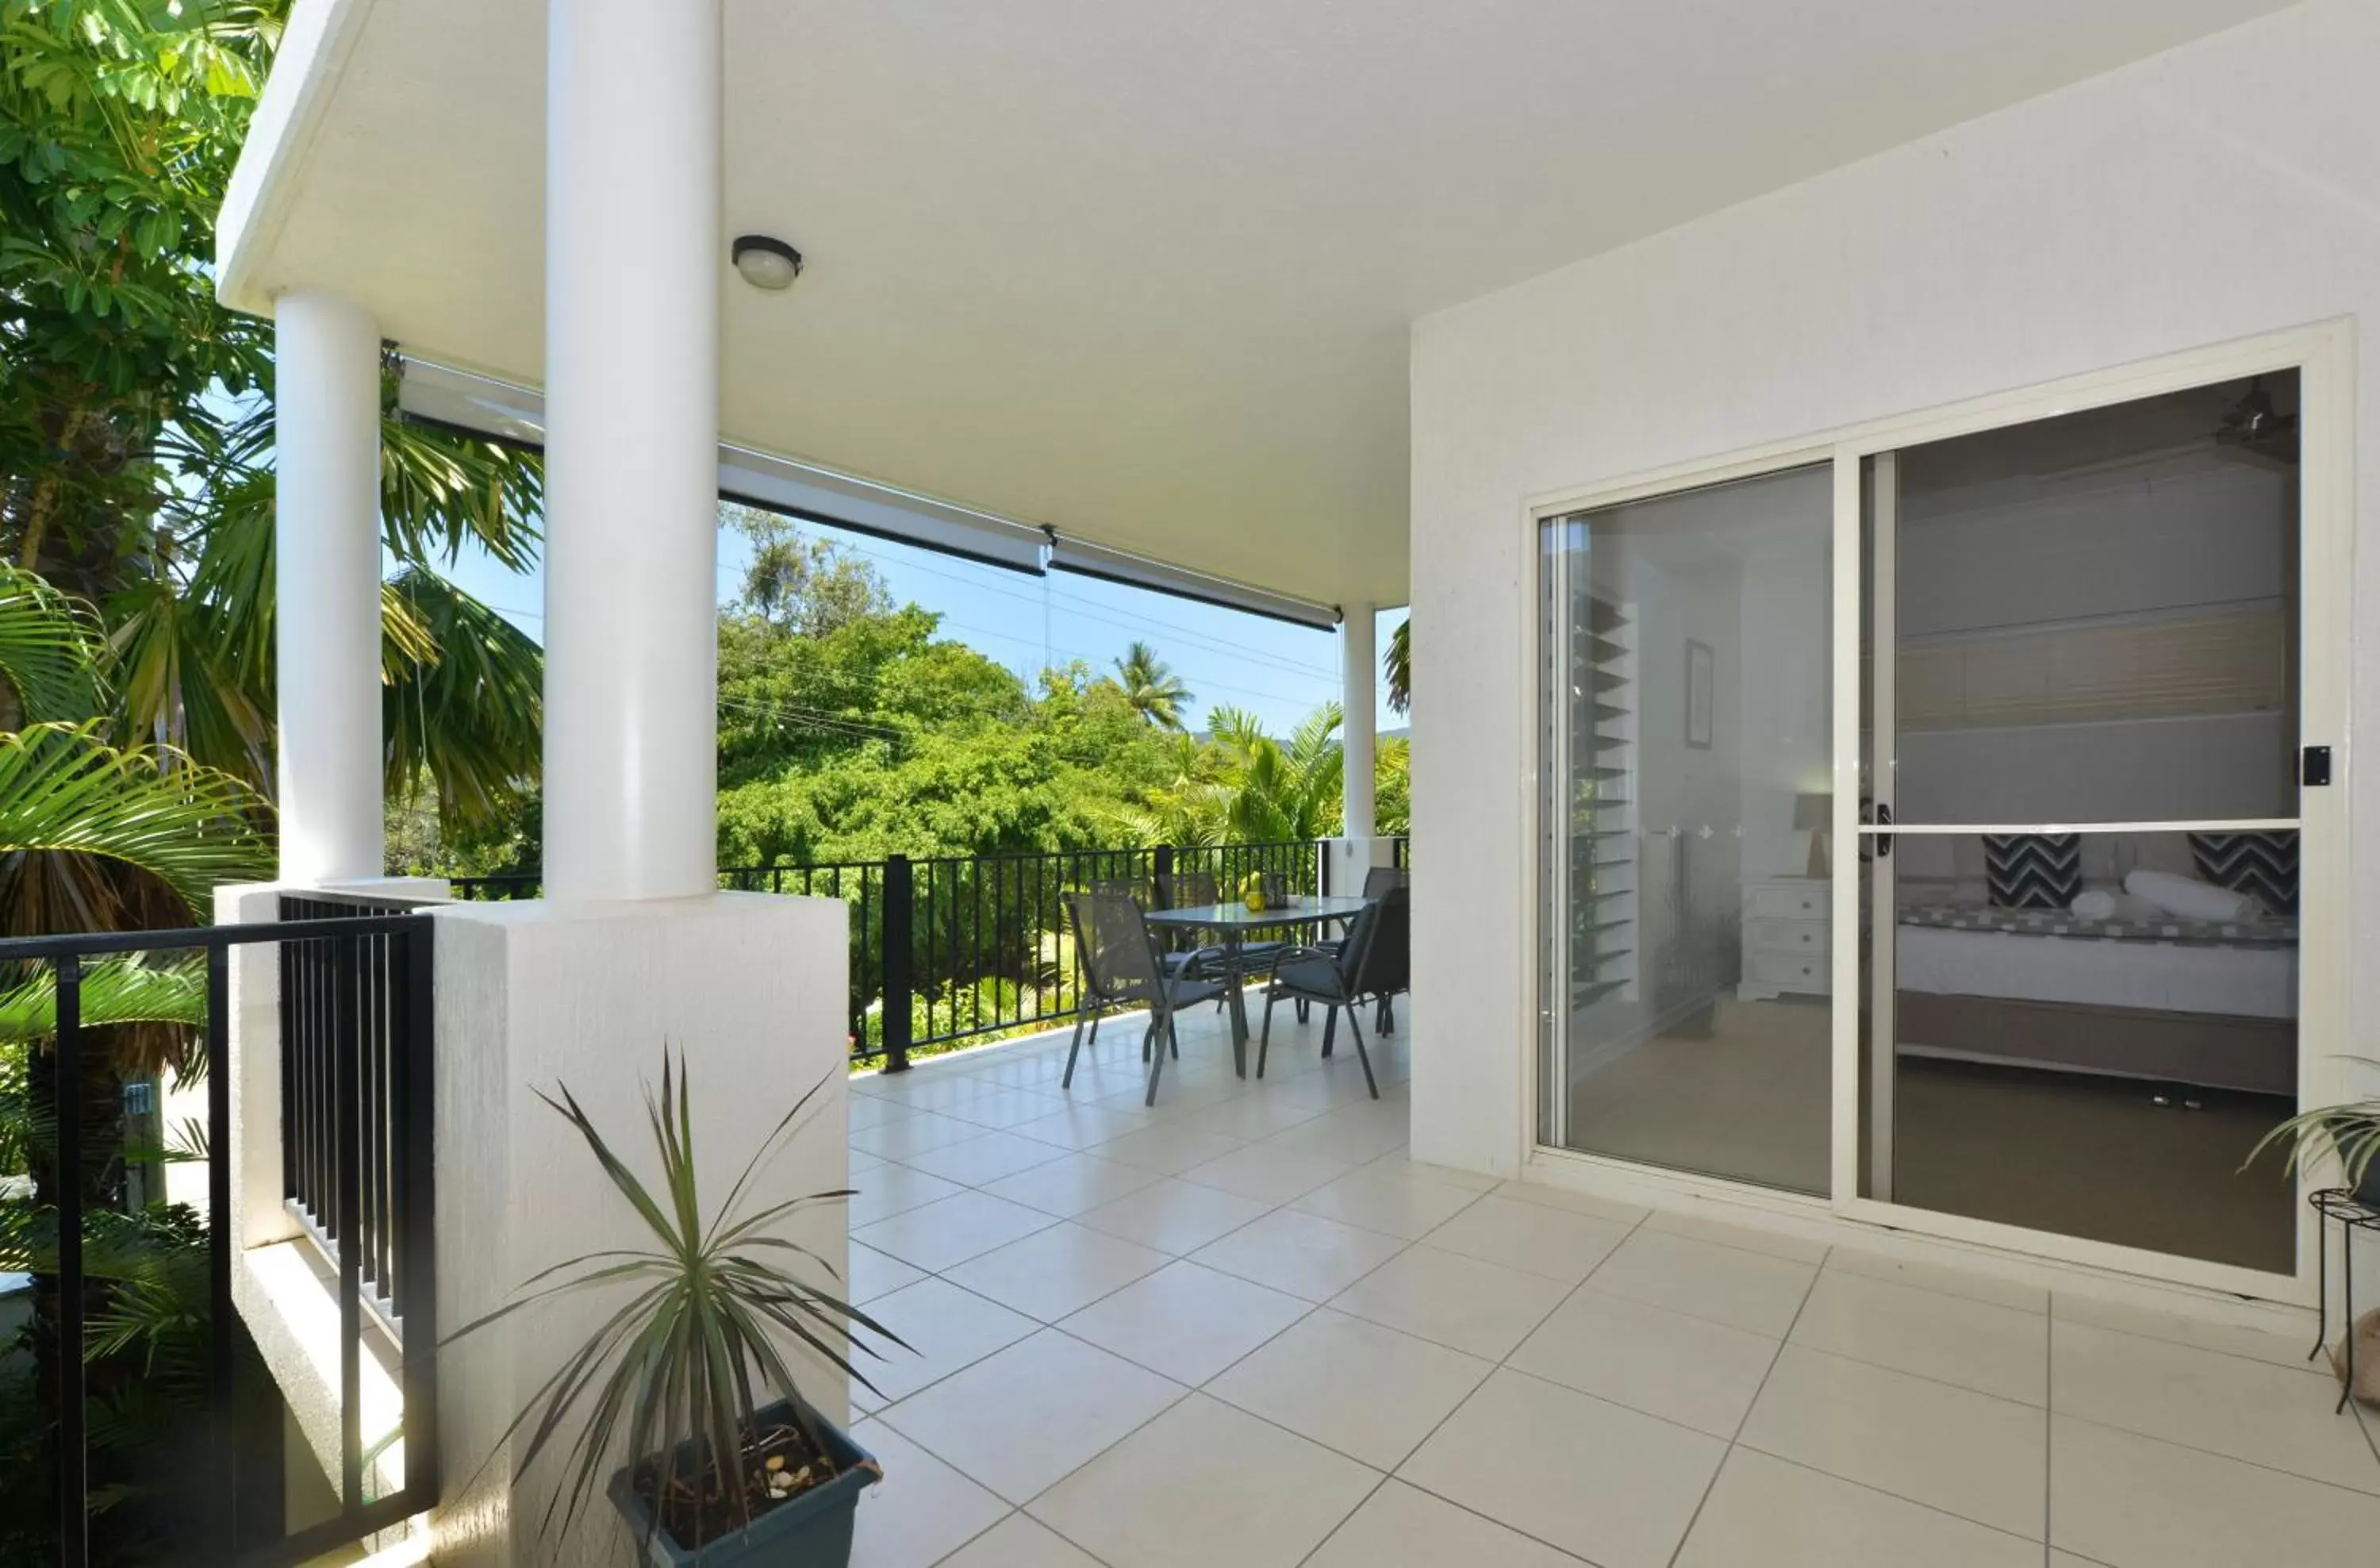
[
  {"x1": 2248, "y1": 1064, "x2": 2380, "y2": 1199},
  {"x1": 446, "y1": 1051, "x2": 899, "y2": 1550}
]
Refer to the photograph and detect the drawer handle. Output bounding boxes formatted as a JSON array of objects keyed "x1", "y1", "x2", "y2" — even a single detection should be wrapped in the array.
[{"x1": 1800, "y1": 932, "x2": 1813, "y2": 944}]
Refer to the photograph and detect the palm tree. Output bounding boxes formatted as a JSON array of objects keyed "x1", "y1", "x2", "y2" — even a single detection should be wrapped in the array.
[
  {"x1": 1115, "y1": 641, "x2": 1191, "y2": 731},
  {"x1": 1119, "y1": 703, "x2": 1343, "y2": 847},
  {"x1": 106, "y1": 386, "x2": 546, "y2": 837},
  {"x1": 1384, "y1": 616, "x2": 1410, "y2": 717},
  {"x1": 2, "y1": 0, "x2": 544, "y2": 847},
  {"x1": 0, "y1": 563, "x2": 271, "y2": 1559}
]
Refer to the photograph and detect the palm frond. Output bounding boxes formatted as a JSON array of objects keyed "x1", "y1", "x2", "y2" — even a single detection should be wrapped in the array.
[
  {"x1": 0, "y1": 563, "x2": 106, "y2": 724},
  {"x1": 1384, "y1": 616, "x2": 1410, "y2": 717},
  {"x1": 0, "y1": 954, "x2": 207, "y2": 1044},
  {"x1": 377, "y1": 413, "x2": 544, "y2": 573},
  {"x1": 0, "y1": 721, "x2": 272, "y2": 921},
  {"x1": 382, "y1": 566, "x2": 543, "y2": 832}
]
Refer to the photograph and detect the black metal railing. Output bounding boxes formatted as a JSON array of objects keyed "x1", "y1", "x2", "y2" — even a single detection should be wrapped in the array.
[
  {"x1": 0, "y1": 909, "x2": 438, "y2": 1568},
  {"x1": 1392, "y1": 835, "x2": 1410, "y2": 870},
  {"x1": 278, "y1": 894, "x2": 424, "y2": 1326},
  {"x1": 446, "y1": 840, "x2": 1330, "y2": 1068}
]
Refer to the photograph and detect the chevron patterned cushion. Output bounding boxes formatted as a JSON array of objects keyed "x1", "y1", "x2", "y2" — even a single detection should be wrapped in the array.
[
  {"x1": 1983, "y1": 834, "x2": 2081, "y2": 909},
  {"x1": 2188, "y1": 831, "x2": 2298, "y2": 915}
]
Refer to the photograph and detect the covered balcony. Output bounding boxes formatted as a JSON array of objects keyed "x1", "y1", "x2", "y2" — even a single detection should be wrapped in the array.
[{"x1": 12, "y1": 1, "x2": 2380, "y2": 1566}]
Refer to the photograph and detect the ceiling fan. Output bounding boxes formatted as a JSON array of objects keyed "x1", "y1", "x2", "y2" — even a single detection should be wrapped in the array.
[{"x1": 2213, "y1": 375, "x2": 2298, "y2": 463}]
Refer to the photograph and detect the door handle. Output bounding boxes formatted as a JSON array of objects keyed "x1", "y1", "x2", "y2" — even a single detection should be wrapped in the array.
[{"x1": 1864, "y1": 800, "x2": 1894, "y2": 859}]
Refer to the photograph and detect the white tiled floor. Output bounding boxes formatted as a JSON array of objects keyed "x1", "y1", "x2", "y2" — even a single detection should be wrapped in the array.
[{"x1": 838, "y1": 1008, "x2": 2380, "y2": 1567}]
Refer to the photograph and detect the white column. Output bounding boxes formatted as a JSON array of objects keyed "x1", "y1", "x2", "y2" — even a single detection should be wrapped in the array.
[
  {"x1": 1342, "y1": 602, "x2": 1377, "y2": 840},
  {"x1": 274, "y1": 290, "x2": 385, "y2": 884},
  {"x1": 543, "y1": 0, "x2": 721, "y2": 901}
]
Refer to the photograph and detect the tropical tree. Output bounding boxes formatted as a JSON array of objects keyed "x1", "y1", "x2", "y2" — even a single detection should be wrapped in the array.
[
  {"x1": 1120, "y1": 702, "x2": 1345, "y2": 847},
  {"x1": 1114, "y1": 640, "x2": 1191, "y2": 731},
  {"x1": 1384, "y1": 615, "x2": 1410, "y2": 717},
  {"x1": 728, "y1": 504, "x2": 891, "y2": 638},
  {"x1": 2, "y1": 0, "x2": 545, "y2": 851},
  {"x1": 0, "y1": 561, "x2": 271, "y2": 1562}
]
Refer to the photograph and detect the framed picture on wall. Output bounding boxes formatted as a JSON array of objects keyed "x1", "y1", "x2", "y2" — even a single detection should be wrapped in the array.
[{"x1": 1686, "y1": 639, "x2": 1714, "y2": 749}]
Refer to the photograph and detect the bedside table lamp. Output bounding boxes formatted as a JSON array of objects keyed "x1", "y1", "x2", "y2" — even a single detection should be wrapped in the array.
[{"x1": 1795, "y1": 792, "x2": 1833, "y2": 878}]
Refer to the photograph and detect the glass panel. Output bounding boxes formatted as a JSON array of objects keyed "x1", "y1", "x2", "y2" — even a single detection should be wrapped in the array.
[
  {"x1": 1863, "y1": 828, "x2": 2299, "y2": 1271},
  {"x1": 1538, "y1": 463, "x2": 1832, "y2": 1193},
  {"x1": 1890, "y1": 371, "x2": 2300, "y2": 825}
]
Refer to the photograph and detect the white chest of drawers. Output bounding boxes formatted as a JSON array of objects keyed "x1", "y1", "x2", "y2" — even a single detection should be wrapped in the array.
[{"x1": 1739, "y1": 876, "x2": 1829, "y2": 1001}]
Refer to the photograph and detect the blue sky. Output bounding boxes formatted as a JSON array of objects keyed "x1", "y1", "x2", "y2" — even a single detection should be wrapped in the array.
[{"x1": 428, "y1": 517, "x2": 1407, "y2": 738}]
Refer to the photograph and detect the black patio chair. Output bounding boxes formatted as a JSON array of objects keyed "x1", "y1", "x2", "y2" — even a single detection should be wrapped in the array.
[
  {"x1": 1257, "y1": 891, "x2": 1395, "y2": 1099},
  {"x1": 1063, "y1": 889, "x2": 1230, "y2": 1104},
  {"x1": 1359, "y1": 882, "x2": 1410, "y2": 1035}
]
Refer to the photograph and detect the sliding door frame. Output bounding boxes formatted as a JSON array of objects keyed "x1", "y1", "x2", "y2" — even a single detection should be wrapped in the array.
[{"x1": 1521, "y1": 318, "x2": 2353, "y2": 1305}]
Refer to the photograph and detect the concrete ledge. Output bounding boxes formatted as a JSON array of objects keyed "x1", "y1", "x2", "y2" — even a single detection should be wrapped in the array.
[{"x1": 231, "y1": 1236, "x2": 409, "y2": 1507}]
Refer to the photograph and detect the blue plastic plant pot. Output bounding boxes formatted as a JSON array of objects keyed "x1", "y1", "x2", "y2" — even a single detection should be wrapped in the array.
[{"x1": 609, "y1": 1405, "x2": 878, "y2": 1568}]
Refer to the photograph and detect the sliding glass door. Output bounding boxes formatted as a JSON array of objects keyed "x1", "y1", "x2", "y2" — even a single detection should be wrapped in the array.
[
  {"x1": 1538, "y1": 464, "x2": 1833, "y2": 1193},
  {"x1": 1859, "y1": 374, "x2": 2307, "y2": 1272},
  {"x1": 1534, "y1": 330, "x2": 2344, "y2": 1289}
]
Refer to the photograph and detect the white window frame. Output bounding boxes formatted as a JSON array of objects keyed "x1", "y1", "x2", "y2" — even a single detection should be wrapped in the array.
[{"x1": 1515, "y1": 319, "x2": 2354, "y2": 1304}]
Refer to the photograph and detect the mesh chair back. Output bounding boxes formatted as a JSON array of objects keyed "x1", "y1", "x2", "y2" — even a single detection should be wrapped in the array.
[
  {"x1": 1361, "y1": 865, "x2": 1407, "y2": 899},
  {"x1": 1356, "y1": 886, "x2": 1411, "y2": 997},
  {"x1": 1329, "y1": 896, "x2": 1386, "y2": 990},
  {"x1": 1165, "y1": 870, "x2": 1221, "y2": 909},
  {"x1": 1087, "y1": 876, "x2": 1147, "y2": 907},
  {"x1": 1067, "y1": 890, "x2": 1167, "y2": 1008}
]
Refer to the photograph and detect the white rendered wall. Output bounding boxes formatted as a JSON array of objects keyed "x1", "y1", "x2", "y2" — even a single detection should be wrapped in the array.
[
  {"x1": 273, "y1": 290, "x2": 384, "y2": 882},
  {"x1": 541, "y1": 0, "x2": 723, "y2": 900},
  {"x1": 1408, "y1": 0, "x2": 2380, "y2": 1205},
  {"x1": 428, "y1": 894, "x2": 850, "y2": 1567}
]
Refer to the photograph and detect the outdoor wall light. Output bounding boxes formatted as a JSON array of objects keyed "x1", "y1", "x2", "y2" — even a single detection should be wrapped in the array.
[{"x1": 731, "y1": 235, "x2": 803, "y2": 291}]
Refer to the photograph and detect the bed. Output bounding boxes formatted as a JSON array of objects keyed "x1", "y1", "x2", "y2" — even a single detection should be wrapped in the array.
[{"x1": 1891, "y1": 900, "x2": 2298, "y2": 1096}]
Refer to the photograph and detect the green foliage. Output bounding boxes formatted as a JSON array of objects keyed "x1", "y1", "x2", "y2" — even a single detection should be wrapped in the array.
[
  {"x1": 2, "y1": 0, "x2": 543, "y2": 848},
  {"x1": 1115, "y1": 640, "x2": 1190, "y2": 731},
  {"x1": 713, "y1": 529, "x2": 1181, "y2": 868},
  {"x1": 1384, "y1": 614, "x2": 1410, "y2": 717},
  {"x1": 383, "y1": 563, "x2": 543, "y2": 828},
  {"x1": 0, "y1": 719, "x2": 269, "y2": 924},
  {"x1": 446, "y1": 1051, "x2": 895, "y2": 1551},
  {"x1": 0, "y1": 952, "x2": 205, "y2": 1044},
  {"x1": 1120, "y1": 702, "x2": 1346, "y2": 847},
  {"x1": 2245, "y1": 1062, "x2": 2380, "y2": 1194},
  {"x1": 728, "y1": 504, "x2": 891, "y2": 638},
  {"x1": 0, "y1": 561, "x2": 104, "y2": 724}
]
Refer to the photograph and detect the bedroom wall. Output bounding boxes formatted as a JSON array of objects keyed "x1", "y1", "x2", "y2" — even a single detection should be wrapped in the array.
[
  {"x1": 1895, "y1": 448, "x2": 2294, "y2": 823},
  {"x1": 1406, "y1": 0, "x2": 2379, "y2": 1285}
]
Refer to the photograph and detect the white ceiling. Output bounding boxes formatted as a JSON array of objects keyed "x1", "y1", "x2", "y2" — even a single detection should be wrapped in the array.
[{"x1": 228, "y1": 0, "x2": 2292, "y2": 606}]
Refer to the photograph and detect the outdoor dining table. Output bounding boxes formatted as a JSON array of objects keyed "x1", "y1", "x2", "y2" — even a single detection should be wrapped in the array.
[{"x1": 1142, "y1": 894, "x2": 1374, "y2": 1077}]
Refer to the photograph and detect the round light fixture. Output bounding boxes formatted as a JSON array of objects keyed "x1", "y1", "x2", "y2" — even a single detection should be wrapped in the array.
[{"x1": 731, "y1": 235, "x2": 803, "y2": 291}]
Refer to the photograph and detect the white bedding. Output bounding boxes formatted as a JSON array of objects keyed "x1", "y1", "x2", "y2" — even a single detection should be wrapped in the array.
[{"x1": 1894, "y1": 923, "x2": 2297, "y2": 1020}]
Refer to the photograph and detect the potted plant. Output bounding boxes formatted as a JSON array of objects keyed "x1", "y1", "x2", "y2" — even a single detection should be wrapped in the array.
[
  {"x1": 448, "y1": 1050, "x2": 900, "y2": 1566},
  {"x1": 2248, "y1": 1066, "x2": 2380, "y2": 1210}
]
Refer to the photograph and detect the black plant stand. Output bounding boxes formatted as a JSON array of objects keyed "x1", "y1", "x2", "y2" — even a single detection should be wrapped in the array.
[{"x1": 2309, "y1": 1188, "x2": 2380, "y2": 1415}]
